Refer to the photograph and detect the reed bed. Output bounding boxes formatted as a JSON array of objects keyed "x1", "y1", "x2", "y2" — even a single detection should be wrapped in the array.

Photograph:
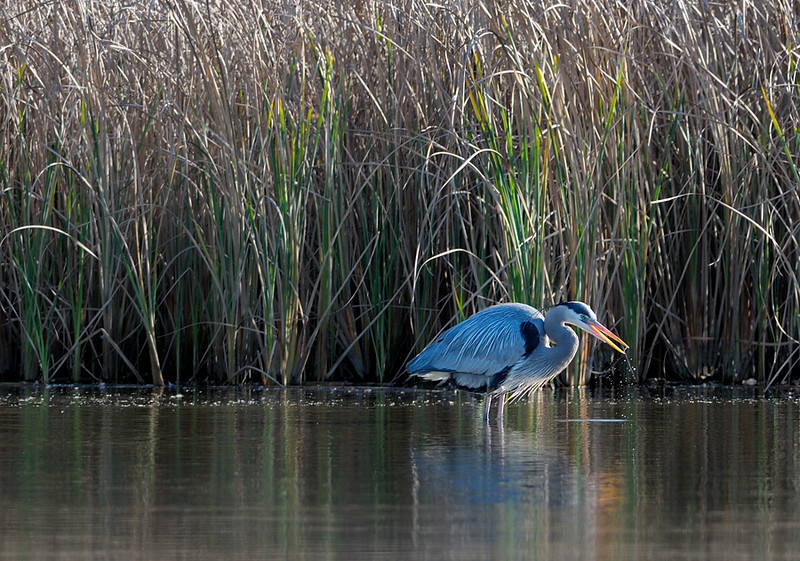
[{"x1": 1, "y1": 0, "x2": 798, "y2": 386}]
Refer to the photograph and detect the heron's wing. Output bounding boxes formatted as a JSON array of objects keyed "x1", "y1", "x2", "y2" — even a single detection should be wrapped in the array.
[{"x1": 407, "y1": 304, "x2": 544, "y2": 384}]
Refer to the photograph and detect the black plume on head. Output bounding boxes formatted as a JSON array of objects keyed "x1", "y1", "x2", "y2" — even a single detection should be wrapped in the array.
[{"x1": 563, "y1": 301, "x2": 590, "y2": 314}]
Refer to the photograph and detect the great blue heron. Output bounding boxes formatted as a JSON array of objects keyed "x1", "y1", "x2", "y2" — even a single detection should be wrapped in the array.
[{"x1": 406, "y1": 301, "x2": 628, "y2": 420}]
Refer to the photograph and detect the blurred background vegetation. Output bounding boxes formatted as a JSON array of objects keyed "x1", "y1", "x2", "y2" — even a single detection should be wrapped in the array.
[{"x1": 0, "y1": 0, "x2": 798, "y2": 386}]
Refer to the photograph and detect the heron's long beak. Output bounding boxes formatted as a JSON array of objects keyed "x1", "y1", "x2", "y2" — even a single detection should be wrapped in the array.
[{"x1": 585, "y1": 320, "x2": 629, "y2": 354}]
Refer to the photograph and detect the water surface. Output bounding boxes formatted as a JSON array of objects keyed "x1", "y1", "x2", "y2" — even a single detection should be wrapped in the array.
[{"x1": 1, "y1": 385, "x2": 798, "y2": 560}]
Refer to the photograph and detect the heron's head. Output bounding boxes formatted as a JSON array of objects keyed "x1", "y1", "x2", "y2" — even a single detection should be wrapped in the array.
[{"x1": 558, "y1": 302, "x2": 628, "y2": 354}]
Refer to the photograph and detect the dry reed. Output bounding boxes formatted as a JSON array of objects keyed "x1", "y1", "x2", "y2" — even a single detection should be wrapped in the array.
[{"x1": 1, "y1": 0, "x2": 798, "y2": 385}]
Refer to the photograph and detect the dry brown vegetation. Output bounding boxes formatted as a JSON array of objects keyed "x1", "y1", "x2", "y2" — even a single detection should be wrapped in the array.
[{"x1": 1, "y1": 0, "x2": 798, "y2": 386}]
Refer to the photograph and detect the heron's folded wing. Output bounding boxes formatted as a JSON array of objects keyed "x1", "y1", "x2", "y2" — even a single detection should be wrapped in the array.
[{"x1": 407, "y1": 307, "x2": 543, "y2": 378}]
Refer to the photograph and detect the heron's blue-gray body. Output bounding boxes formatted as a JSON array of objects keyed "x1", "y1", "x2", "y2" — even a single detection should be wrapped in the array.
[
  {"x1": 408, "y1": 301, "x2": 627, "y2": 420},
  {"x1": 407, "y1": 303, "x2": 581, "y2": 402}
]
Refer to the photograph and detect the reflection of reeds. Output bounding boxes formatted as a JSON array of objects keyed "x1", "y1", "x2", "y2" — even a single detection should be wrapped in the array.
[{"x1": 1, "y1": 1, "x2": 798, "y2": 385}]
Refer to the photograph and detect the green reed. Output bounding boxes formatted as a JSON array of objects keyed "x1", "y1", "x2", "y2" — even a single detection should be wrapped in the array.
[{"x1": 1, "y1": 0, "x2": 798, "y2": 386}]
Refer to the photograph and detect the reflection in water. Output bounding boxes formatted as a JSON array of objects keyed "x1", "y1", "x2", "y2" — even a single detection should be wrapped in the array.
[
  {"x1": 407, "y1": 393, "x2": 636, "y2": 560},
  {"x1": 0, "y1": 385, "x2": 799, "y2": 560}
]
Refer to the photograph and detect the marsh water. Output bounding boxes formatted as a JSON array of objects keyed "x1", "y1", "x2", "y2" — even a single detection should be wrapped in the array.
[{"x1": 1, "y1": 385, "x2": 799, "y2": 560}]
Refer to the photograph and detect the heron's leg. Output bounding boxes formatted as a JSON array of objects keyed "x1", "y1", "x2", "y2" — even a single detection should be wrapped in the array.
[
  {"x1": 483, "y1": 394, "x2": 492, "y2": 421},
  {"x1": 496, "y1": 393, "x2": 506, "y2": 420}
]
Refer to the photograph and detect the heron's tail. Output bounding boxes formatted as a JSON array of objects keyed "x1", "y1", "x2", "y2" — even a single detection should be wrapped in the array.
[{"x1": 413, "y1": 370, "x2": 452, "y2": 383}]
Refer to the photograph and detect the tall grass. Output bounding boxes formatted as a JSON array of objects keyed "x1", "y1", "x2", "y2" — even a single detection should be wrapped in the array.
[{"x1": 0, "y1": 0, "x2": 798, "y2": 385}]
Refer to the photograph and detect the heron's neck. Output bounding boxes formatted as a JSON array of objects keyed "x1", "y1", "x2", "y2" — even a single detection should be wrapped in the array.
[
  {"x1": 543, "y1": 315, "x2": 580, "y2": 364},
  {"x1": 500, "y1": 316, "x2": 580, "y2": 395}
]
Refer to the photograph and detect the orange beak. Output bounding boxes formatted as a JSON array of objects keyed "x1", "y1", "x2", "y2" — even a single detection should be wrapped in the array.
[{"x1": 585, "y1": 319, "x2": 629, "y2": 354}]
